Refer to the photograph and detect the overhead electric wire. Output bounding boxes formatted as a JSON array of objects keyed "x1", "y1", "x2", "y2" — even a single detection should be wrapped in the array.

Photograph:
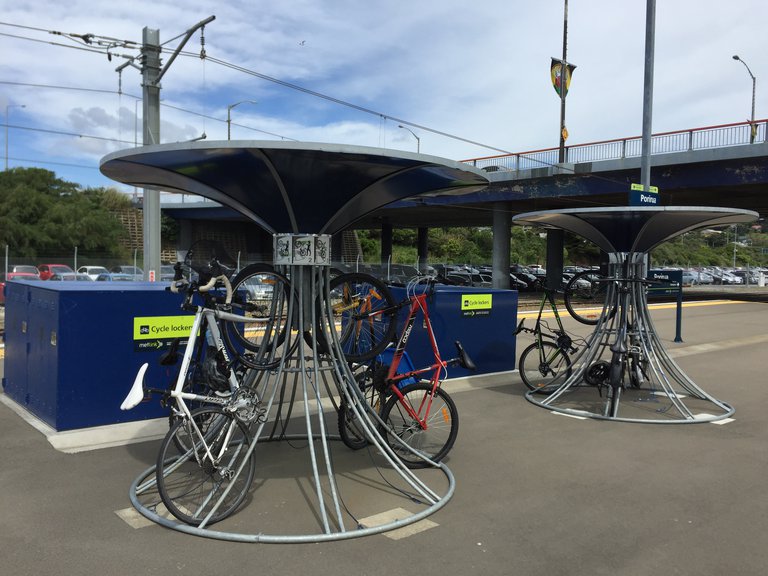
[{"x1": 0, "y1": 18, "x2": 629, "y2": 189}]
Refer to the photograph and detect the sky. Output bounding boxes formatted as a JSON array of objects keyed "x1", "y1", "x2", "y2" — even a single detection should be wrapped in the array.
[{"x1": 1, "y1": 0, "x2": 766, "y2": 194}]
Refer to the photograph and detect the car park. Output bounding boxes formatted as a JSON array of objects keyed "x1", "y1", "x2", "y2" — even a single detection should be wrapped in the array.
[
  {"x1": 77, "y1": 265, "x2": 110, "y2": 280},
  {"x1": 37, "y1": 263, "x2": 75, "y2": 280}
]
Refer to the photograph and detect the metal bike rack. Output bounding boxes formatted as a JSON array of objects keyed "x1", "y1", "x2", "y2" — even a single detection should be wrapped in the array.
[
  {"x1": 512, "y1": 206, "x2": 758, "y2": 424},
  {"x1": 100, "y1": 142, "x2": 488, "y2": 542}
]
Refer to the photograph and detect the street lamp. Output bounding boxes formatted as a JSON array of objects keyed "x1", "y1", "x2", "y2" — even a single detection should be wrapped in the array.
[
  {"x1": 226, "y1": 100, "x2": 258, "y2": 140},
  {"x1": 732, "y1": 55, "x2": 757, "y2": 143},
  {"x1": 5, "y1": 103, "x2": 26, "y2": 170},
  {"x1": 398, "y1": 125, "x2": 420, "y2": 153}
]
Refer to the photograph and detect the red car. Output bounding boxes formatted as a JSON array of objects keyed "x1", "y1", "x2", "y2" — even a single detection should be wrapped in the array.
[
  {"x1": 0, "y1": 271, "x2": 39, "y2": 305},
  {"x1": 37, "y1": 264, "x2": 76, "y2": 281}
]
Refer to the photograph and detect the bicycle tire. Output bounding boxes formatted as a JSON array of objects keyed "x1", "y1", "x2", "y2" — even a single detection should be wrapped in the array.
[
  {"x1": 224, "y1": 264, "x2": 294, "y2": 369},
  {"x1": 563, "y1": 270, "x2": 613, "y2": 325},
  {"x1": 337, "y1": 366, "x2": 386, "y2": 450},
  {"x1": 518, "y1": 341, "x2": 572, "y2": 393},
  {"x1": 156, "y1": 407, "x2": 255, "y2": 526},
  {"x1": 379, "y1": 383, "x2": 458, "y2": 468},
  {"x1": 325, "y1": 273, "x2": 397, "y2": 363}
]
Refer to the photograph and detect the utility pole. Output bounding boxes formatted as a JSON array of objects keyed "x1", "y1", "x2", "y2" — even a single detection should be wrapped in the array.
[
  {"x1": 640, "y1": 0, "x2": 656, "y2": 193},
  {"x1": 141, "y1": 27, "x2": 162, "y2": 281},
  {"x1": 130, "y1": 16, "x2": 214, "y2": 281}
]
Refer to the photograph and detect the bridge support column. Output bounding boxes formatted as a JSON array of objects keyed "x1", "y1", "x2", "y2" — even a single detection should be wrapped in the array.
[
  {"x1": 492, "y1": 203, "x2": 511, "y2": 289},
  {"x1": 545, "y1": 229, "x2": 564, "y2": 291},
  {"x1": 380, "y1": 220, "x2": 393, "y2": 269},
  {"x1": 417, "y1": 227, "x2": 429, "y2": 273}
]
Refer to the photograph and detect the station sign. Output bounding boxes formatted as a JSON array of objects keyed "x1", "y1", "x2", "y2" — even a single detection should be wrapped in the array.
[
  {"x1": 646, "y1": 269, "x2": 681, "y2": 298},
  {"x1": 629, "y1": 183, "x2": 659, "y2": 206}
]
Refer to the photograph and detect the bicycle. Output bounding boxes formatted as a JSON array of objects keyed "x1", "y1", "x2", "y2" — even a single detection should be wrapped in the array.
[
  {"x1": 563, "y1": 269, "x2": 613, "y2": 325},
  {"x1": 121, "y1": 254, "x2": 289, "y2": 525},
  {"x1": 514, "y1": 285, "x2": 585, "y2": 393},
  {"x1": 334, "y1": 275, "x2": 476, "y2": 468}
]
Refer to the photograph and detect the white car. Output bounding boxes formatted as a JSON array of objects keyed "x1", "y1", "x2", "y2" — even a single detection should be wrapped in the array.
[{"x1": 78, "y1": 266, "x2": 110, "y2": 281}]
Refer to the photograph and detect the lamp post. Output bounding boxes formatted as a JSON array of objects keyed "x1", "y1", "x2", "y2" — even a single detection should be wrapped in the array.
[
  {"x1": 5, "y1": 103, "x2": 26, "y2": 170},
  {"x1": 397, "y1": 125, "x2": 420, "y2": 153},
  {"x1": 732, "y1": 55, "x2": 757, "y2": 143},
  {"x1": 226, "y1": 100, "x2": 258, "y2": 140}
]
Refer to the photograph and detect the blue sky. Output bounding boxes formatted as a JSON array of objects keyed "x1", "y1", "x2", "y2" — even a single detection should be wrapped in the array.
[{"x1": 1, "y1": 0, "x2": 766, "y2": 193}]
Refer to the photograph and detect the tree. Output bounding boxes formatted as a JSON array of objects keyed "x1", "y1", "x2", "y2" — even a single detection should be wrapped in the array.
[{"x1": 0, "y1": 167, "x2": 129, "y2": 259}]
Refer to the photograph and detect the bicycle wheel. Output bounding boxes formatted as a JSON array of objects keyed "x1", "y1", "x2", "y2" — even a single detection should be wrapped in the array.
[
  {"x1": 564, "y1": 270, "x2": 612, "y2": 325},
  {"x1": 225, "y1": 264, "x2": 293, "y2": 369},
  {"x1": 156, "y1": 407, "x2": 255, "y2": 526},
  {"x1": 379, "y1": 383, "x2": 458, "y2": 468},
  {"x1": 326, "y1": 273, "x2": 397, "y2": 363},
  {"x1": 518, "y1": 341, "x2": 572, "y2": 393},
  {"x1": 337, "y1": 365, "x2": 386, "y2": 450}
]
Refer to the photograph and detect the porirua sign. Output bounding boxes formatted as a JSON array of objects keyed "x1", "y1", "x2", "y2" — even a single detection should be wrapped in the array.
[{"x1": 629, "y1": 183, "x2": 659, "y2": 206}]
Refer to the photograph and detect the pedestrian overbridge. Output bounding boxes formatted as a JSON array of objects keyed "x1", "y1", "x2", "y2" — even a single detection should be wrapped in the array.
[{"x1": 355, "y1": 119, "x2": 768, "y2": 228}]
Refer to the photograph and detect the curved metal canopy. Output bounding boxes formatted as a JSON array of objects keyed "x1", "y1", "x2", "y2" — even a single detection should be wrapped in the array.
[
  {"x1": 512, "y1": 206, "x2": 759, "y2": 253},
  {"x1": 100, "y1": 141, "x2": 489, "y2": 235}
]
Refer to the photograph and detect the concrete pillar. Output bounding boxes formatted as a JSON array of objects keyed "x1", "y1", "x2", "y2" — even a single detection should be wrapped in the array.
[{"x1": 492, "y1": 203, "x2": 511, "y2": 289}]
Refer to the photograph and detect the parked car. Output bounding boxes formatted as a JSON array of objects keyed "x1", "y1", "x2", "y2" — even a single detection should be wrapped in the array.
[
  {"x1": 681, "y1": 271, "x2": 698, "y2": 286},
  {"x1": 0, "y1": 271, "x2": 39, "y2": 305},
  {"x1": 9, "y1": 265, "x2": 40, "y2": 278},
  {"x1": 78, "y1": 265, "x2": 110, "y2": 280},
  {"x1": 95, "y1": 272, "x2": 135, "y2": 282},
  {"x1": 110, "y1": 265, "x2": 144, "y2": 280},
  {"x1": 160, "y1": 264, "x2": 177, "y2": 282},
  {"x1": 38, "y1": 263, "x2": 75, "y2": 281}
]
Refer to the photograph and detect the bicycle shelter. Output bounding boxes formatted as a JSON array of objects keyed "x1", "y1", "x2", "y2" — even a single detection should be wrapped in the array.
[
  {"x1": 512, "y1": 206, "x2": 758, "y2": 423},
  {"x1": 99, "y1": 141, "x2": 488, "y2": 542}
]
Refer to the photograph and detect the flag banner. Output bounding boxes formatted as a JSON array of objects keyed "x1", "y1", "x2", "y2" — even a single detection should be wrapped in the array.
[{"x1": 550, "y1": 58, "x2": 576, "y2": 97}]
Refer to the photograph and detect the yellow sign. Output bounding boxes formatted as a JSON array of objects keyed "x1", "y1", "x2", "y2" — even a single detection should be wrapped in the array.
[
  {"x1": 630, "y1": 183, "x2": 659, "y2": 193},
  {"x1": 461, "y1": 294, "x2": 493, "y2": 311},
  {"x1": 133, "y1": 316, "x2": 196, "y2": 340}
]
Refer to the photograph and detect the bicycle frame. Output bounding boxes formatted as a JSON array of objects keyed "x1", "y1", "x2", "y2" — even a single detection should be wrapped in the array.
[
  {"x1": 382, "y1": 292, "x2": 450, "y2": 431},
  {"x1": 121, "y1": 276, "x2": 272, "y2": 420}
]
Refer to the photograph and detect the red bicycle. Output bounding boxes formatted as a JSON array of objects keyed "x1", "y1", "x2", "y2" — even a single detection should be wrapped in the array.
[{"x1": 333, "y1": 275, "x2": 476, "y2": 468}]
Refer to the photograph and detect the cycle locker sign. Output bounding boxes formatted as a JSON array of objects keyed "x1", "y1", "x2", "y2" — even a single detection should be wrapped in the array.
[
  {"x1": 133, "y1": 315, "x2": 195, "y2": 351},
  {"x1": 461, "y1": 294, "x2": 492, "y2": 317}
]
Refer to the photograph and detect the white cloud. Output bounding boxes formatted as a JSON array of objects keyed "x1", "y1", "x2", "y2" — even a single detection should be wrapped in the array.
[{"x1": 1, "y1": 0, "x2": 766, "y2": 189}]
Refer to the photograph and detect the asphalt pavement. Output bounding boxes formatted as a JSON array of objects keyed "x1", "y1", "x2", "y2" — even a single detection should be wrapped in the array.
[{"x1": 1, "y1": 299, "x2": 767, "y2": 575}]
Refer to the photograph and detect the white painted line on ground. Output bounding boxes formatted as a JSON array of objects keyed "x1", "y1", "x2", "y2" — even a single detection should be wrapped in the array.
[
  {"x1": 358, "y1": 507, "x2": 438, "y2": 540},
  {"x1": 551, "y1": 410, "x2": 588, "y2": 420}
]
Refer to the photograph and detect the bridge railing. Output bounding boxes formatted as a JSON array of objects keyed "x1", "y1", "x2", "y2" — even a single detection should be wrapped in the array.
[{"x1": 463, "y1": 119, "x2": 768, "y2": 172}]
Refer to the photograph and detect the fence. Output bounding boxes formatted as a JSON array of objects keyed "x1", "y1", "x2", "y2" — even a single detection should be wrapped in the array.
[{"x1": 462, "y1": 119, "x2": 768, "y2": 172}]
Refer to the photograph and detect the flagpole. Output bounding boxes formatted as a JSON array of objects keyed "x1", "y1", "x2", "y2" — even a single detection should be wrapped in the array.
[{"x1": 558, "y1": 0, "x2": 568, "y2": 163}]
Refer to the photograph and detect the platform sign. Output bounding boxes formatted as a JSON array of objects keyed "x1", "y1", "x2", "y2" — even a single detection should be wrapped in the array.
[
  {"x1": 629, "y1": 183, "x2": 659, "y2": 206},
  {"x1": 646, "y1": 269, "x2": 682, "y2": 298}
]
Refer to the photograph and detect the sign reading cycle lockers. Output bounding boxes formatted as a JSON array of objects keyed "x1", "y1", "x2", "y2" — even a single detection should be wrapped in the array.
[
  {"x1": 461, "y1": 294, "x2": 493, "y2": 317},
  {"x1": 133, "y1": 315, "x2": 195, "y2": 352}
]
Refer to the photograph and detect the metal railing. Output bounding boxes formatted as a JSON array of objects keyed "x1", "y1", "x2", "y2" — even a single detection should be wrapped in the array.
[{"x1": 462, "y1": 119, "x2": 768, "y2": 173}]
